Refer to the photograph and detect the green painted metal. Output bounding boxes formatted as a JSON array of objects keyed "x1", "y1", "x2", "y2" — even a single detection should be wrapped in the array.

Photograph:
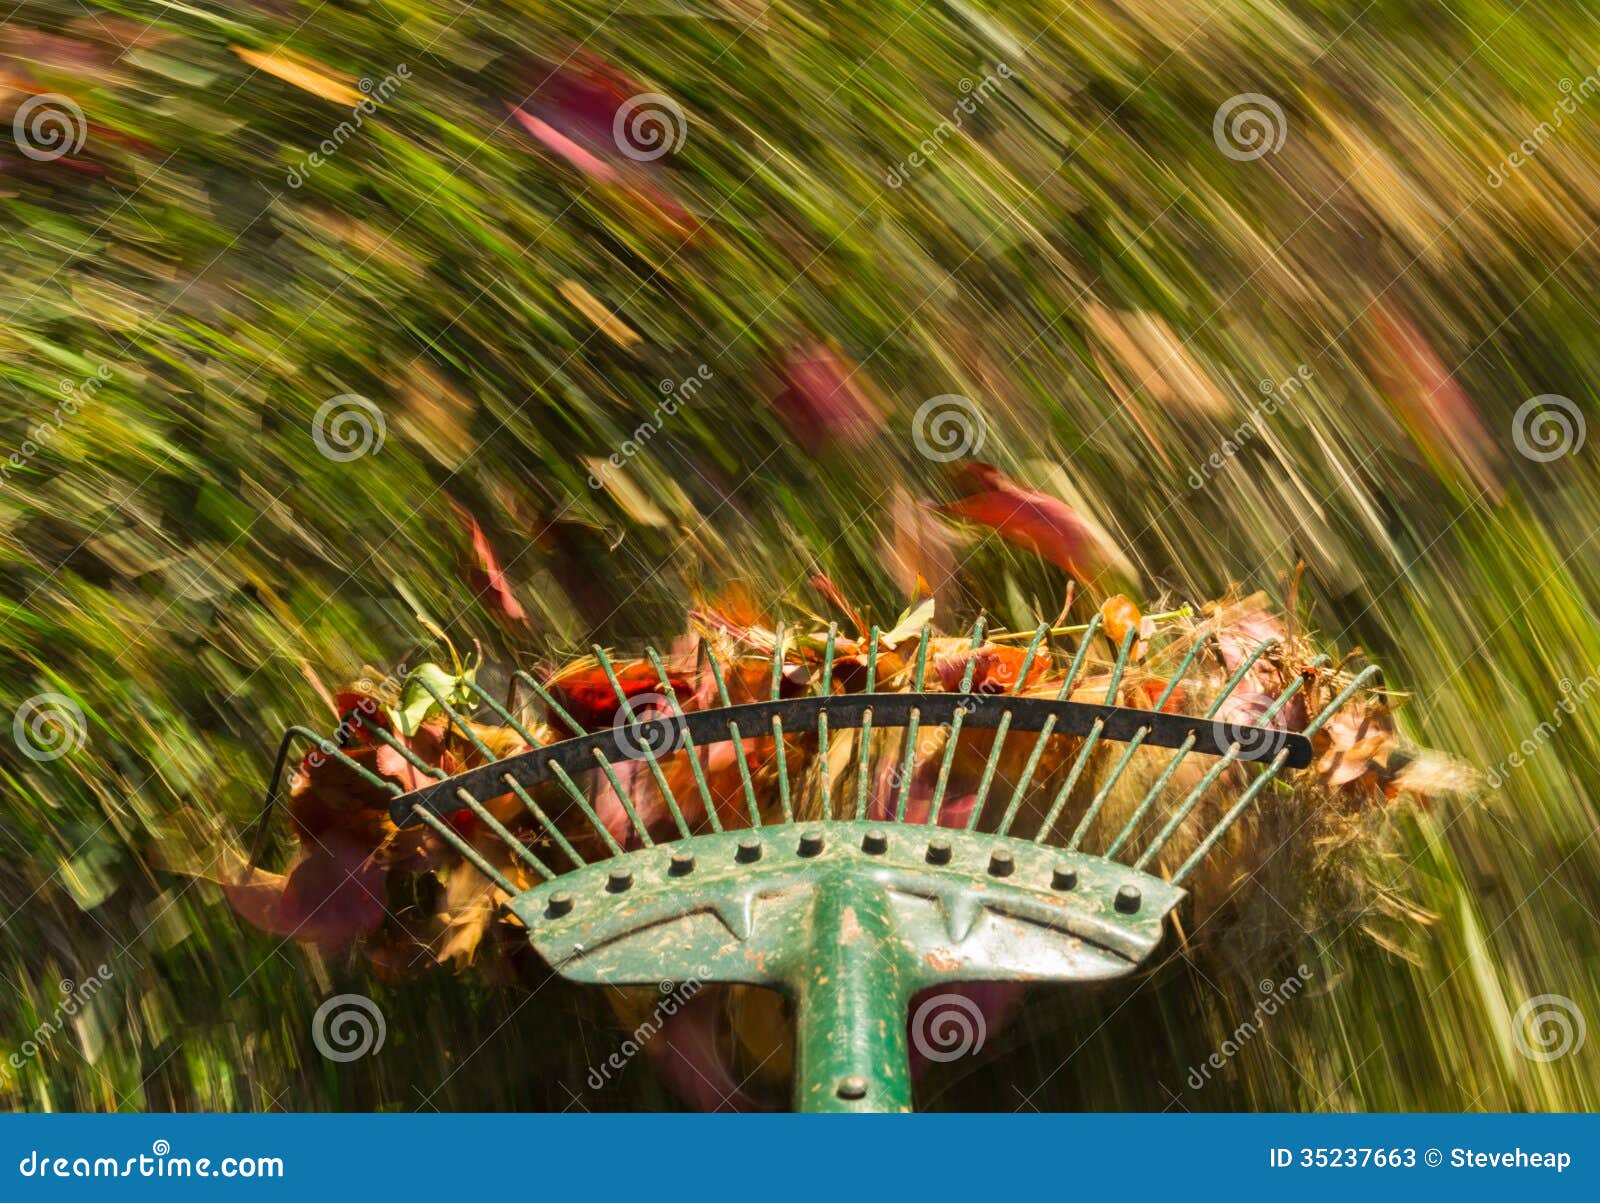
[{"x1": 506, "y1": 821, "x2": 1183, "y2": 1112}]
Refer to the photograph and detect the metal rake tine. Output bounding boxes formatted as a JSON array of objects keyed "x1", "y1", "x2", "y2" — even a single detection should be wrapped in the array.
[
  {"x1": 1302, "y1": 665, "x2": 1384, "y2": 736},
  {"x1": 645, "y1": 646, "x2": 722, "y2": 834},
  {"x1": 853, "y1": 625, "x2": 880, "y2": 820},
  {"x1": 411, "y1": 804, "x2": 518, "y2": 895},
  {"x1": 1104, "y1": 634, "x2": 1280, "y2": 858},
  {"x1": 495, "y1": 769, "x2": 587, "y2": 870},
  {"x1": 462, "y1": 680, "x2": 543, "y2": 748},
  {"x1": 1070, "y1": 632, "x2": 1217, "y2": 851},
  {"x1": 703, "y1": 639, "x2": 763, "y2": 827},
  {"x1": 512, "y1": 669, "x2": 587, "y2": 735},
  {"x1": 1160, "y1": 664, "x2": 1383, "y2": 879},
  {"x1": 367, "y1": 726, "x2": 449, "y2": 780},
  {"x1": 995, "y1": 613, "x2": 1104, "y2": 837},
  {"x1": 589, "y1": 747, "x2": 658, "y2": 847},
  {"x1": 592, "y1": 645, "x2": 693, "y2": 840},
  {"x1": 818, "y1": 622, "x2": 838, "y2": 820},
  {"x1": 446, "y1": 683, "x2": 587, "y2": 868},
  {"x1": 282, "y1": 725, "x2": 403, "y2": 796},
  {"x1": 926, "y1": 617, "x2": 986, "y2": 826},
  {"x1": 545, "y1": 758, "x2": 626, "y2": 857},
  {"x1": 965, "y1": 622, "x2": 1050, "y2": 832},
  {"x1": 451, "y1": 788, "x2": 557, "y2": 882},
  {"x1": 1038, "y1": 625, "x2": 1138, "y2": 845},
  {"x1": 769, "y1": 623, "x2": 794, "y2": 823},
  {"x1": 415, "y1": 677, "x2": 497, "y2": 762},
  {"x1": 1131, "y1": 658, "x2": 1321, "y2": 870},
  {"x1": 893, "y1": 625, "x2": 933, "y2": 822},
  {"x1": 1171, "y1": 747, "x2": 1292, "y2": 885}
]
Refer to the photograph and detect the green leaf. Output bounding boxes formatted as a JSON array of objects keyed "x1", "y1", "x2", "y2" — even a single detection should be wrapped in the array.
[
  {"x1": 880, "y1": 596, "x2": 935, "y2": 648},
  {"x1": 390, "y1": 662, "x2": 477, "y2": 736}
]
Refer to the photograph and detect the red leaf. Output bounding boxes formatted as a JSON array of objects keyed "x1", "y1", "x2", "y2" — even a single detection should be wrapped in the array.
[
  {"x1": 455, "y1": 505, "x2": 528, "y2": 623},
  {"x1": 936, "y1": 462, "x2": 1134, "y2": 584},
  {"x1": 772, "y1": 344, "x2": 884, "y2": 452}
]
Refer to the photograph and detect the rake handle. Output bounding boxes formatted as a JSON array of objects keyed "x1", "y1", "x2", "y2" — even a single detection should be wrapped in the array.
[{"x1": 790, "y1": 877, "x2": 914, "y2": 1113}]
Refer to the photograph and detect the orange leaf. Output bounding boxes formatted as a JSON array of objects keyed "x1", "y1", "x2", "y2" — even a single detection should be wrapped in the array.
[
  {"x1": 937, "y1": 462, "x2": 1135, "y2": 584},
  {"x1": 230, "y1": 45, "x2": 361, "y2": 105}
]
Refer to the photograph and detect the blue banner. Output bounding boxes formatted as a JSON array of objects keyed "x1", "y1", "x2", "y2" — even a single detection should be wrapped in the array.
[{"x1": 0, "y1": 1114, "x2": 1590, "y2": 1198}]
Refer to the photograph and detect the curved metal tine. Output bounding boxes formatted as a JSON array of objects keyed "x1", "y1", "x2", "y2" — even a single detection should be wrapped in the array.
[
  {"x1": 703, "y1": 640, "x2": 763, "y2": 827},
  {"x1": 1036, "y1": 625, "x2": 1137, "y2": 844},
  {"x1": 411, "y1": 804, "x2": 518, "y2": 895},
  {"x1": 996, "y1": 613, "x2": 1104, "y2": 837},
  {"x1": 593, "y1": 645, "x2": 692, "y2": 840},
  {"x1": 768, "y1": 623, "x2": 795, "y2": 823},
  {"x1": 1171, "y1": 747, "x2": 1290, "y2": 885},
  {"x1": 1068, "y1": 632, "x2": 1213, "y2": 850},
  {"x1": 457, "y1": 681, "x2": 585, "y2": 868},
  {"x1": 853, "y1": 626, "x2": 880, "y2": 821},
  {"x1": 1160, "y1": 664, "x2": 1382, "y2": 882},
  {"x1": 283, "y1": 725, "x2": 403, "y2": 796},
  {"x1": 546, "y1": 759, "x2": 625, "y2": 857},
  {"x1": 926, "y1": 617, "x2": 987, "y2": 825},
  {"x1": 367, "y1": 725, "x2": 448, "y2": 780},
  {"x1": 512, "y1": 670, "x2": 586, "y2": 736},
  {"x1": 589, "y1": 747, "x2": 657, "y2": 848},
  {"x1": 462, "y1": 680, "x2": 543, "y2": 748},
  {"x1": 415, "y1": 677, "x2": 497, "y2": 762},
  {"x1": 1104, "y1": 634, "x2": 1281, "y2": 859},
  {"x1": 893, "y1": 625, "x2": 934, "y2": 822},
  {"x1": 817, "y1": 623, "x2": 838, "y2": 819},
  {"x1": 645, "y1": 646, "x2": 721, "y2": 834},
  {"x1": 965, "y1": 623, "x2": 1050, "y2": 832},
  {"x1": 1301, "y1": 664, "x2": 1383, "y2": 736},
  {"x1": 1132, "y1": 657, "x2": 1321, "y2": 871},
  {"x1": 452, "y1": 788, "x2": 556, "y2": 881}
]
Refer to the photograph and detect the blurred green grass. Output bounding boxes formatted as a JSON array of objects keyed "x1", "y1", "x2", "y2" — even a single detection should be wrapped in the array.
[{"x1": 2, "y1": 0, "x2": 1598, "y2": 1110}]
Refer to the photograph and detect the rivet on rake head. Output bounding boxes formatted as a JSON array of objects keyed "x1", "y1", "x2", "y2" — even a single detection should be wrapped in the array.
[
  {"x1": 836, "y1": 1076, "x2": 868, "y2": 1101},
  {"x1": 1052, "y1": 866, "x2": 1078, "y2": 891},
  {"x1": 1115, "y1": 885, "x2": 1142, "y2": 913},
  {"x1": 798, "y1": 830, "x2": 825, "y2": 857},
  {"x1": 669, "y1": 852, "x2": 695, "y2": 876},
  {"x1": 607, "y1": 869, "x2": 633, "y2": 893},
  {"x1": 926, "y1": 839, "x2": 952, "y2": 865},
  {"x1": 988, "y1": 850, "x2": 1014, "y2": 878},
  {"x1": 862, "y1": 830, "x2": 888, "y2": 855},
  {"x1": 547, "y1": 892, "x2": 573, "y2": 918},
  {"x1": 736, "y1": 838, "x2": 763, "y2": 863}
]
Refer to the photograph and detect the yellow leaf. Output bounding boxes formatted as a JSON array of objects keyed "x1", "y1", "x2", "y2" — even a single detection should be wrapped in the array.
[
  {"x1": 559, "y1": 279, "x2": 642, "y2": 351},
  {"x1": 230, "y1": 45, "x2": 360, "y2": 106}
]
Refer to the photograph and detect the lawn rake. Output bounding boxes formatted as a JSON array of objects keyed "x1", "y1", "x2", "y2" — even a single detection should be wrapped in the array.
[{"x1": 267, "y1": 615, "x2": 1376, "y2": 1111}]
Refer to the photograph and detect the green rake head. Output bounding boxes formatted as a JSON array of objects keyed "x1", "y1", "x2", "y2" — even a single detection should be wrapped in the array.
[{"x1": 286, "y1": 616, "x2": 1376, "y2": 1112}]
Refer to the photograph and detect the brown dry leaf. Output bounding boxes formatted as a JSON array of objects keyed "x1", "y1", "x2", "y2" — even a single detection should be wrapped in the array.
[
  {"x1": 559, "y1": 278, "x2": 642, "y2": 350},
  {"x1": 230, "y1": 45, "x2": 361, "y2": 105},
  {"x1": 1084, "y1": 302, "x2": 1229, "y2": 417}
]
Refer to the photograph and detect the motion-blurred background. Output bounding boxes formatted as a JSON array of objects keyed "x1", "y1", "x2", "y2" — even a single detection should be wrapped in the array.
[{"x1": 2, "y1": 0, "x2": 1598, "y2": 1111}]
